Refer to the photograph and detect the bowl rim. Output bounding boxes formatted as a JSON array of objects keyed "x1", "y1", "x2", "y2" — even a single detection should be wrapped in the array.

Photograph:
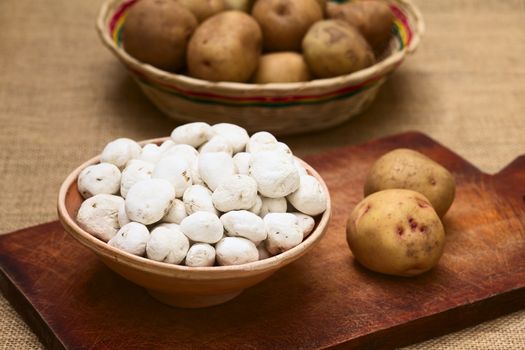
[
  {"x1": 95, "y1": 0, "x2": 425, "y2": 92},
  {"x1": 57, "y1": 137, "x2": 332, "y2": 280}
]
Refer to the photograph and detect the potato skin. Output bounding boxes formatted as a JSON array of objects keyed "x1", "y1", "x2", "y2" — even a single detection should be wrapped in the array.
[
  {"x1": 364, "y1": 149, "x2": 456, "y2": 217},
  {"x1": 253, "y1": 52, "x2": 311, "y2": 83},
  {"x1": 347, "y1": 189, "x2": 445, "y2": 277},
  {"x1": 302, "y1": 20, "x2": 375, "y2": 78},
  {"x1": 122, "y1": 0, "x2": 198, "y2": 71},
  {"x1": 327, "y1": 0, "x2": 394, "y2": 54},
  {"x1": 187, "y1": 11, "x2": 262, "y2": 82},
  {"x1": 315, "y1": 0, "x2": 327, "y2": 14},
  {"x1": 252, "y1": 0, "x2": 323, "y2": 52},
  {"x1": 176, "y1": 0, "x2": 226, "y2": 22},
  {"x1": 224, "y1": 0, "x2": 254, "y2": 12}
]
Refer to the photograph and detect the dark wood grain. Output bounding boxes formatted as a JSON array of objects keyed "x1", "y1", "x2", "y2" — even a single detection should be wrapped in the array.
[{"x1": 1, "y1": 132, "x2": 524, "y2": 350}]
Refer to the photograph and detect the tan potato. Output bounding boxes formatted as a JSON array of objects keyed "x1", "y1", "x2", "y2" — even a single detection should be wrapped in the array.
[
  {"x1": 302, "y1": 20, "x2": 375, "y2": 78},
  {"x1": 364, "y1": 149, "x2": 456, "y2": 217},
  {"x1": 315, "y1": 0, "x2": 327, "y2": 14},
  {"x1": 327, "y1": 0, "x2": 395, "y2": 54},
  {"x1": 224, "y1": 0, "x2": 254, "y2": 12},
  {"x1": 252, "y1": 0, "x2": 323, "y2": 52},
  {"x1": 122, "y1": 0, "x2": 198, "y2": 71},
  {"x1": 187, "y1": 11, "x2": 262, "y2": 82},
  {"x1": 176, "y1": 0, "x2": 226, "y2": 22},
  {"x1": 347, "y1": 189, "x2": 446, "y2": 277},
  {"x1": 253, "y1": 52, "x2": 311, "y2": 83}
]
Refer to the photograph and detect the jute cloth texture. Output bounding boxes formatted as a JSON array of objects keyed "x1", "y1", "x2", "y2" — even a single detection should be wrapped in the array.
[{"x1": 0, "y1": 0, "x2": 524, "y2": 348}]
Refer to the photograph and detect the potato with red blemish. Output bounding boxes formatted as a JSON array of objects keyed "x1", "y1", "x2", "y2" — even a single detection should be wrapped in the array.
[
  {"x1": 364, "y1": 149, "x2": 456, "y2": 217},
  {"x1": 346, "y1": 189, "x2": 445, "y2": 277}
]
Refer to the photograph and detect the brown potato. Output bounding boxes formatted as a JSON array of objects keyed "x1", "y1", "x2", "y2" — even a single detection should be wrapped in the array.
[
  {"x1": 252, "y1": 0, "x2": 323, "y2": 52},
  {"x1": 347, "y1": 189, "x2": 446, "y2": 277},
  {"x1": 327, "y1": 0, "x2": 394, "y2": 54},
  {"x1": 122, "y1": 0, "x2": 198, "y2": 71},
  {"x1": 253, "y1": 52, "x2": 311, "y2": 83},
  {"x1": 302, "y1": 20, "x2": 375, "y2": 78},
  {"x1": 315, "y1": 0, "x2": 327, "y2": 14},
  {"x1": 364, "y1": 149, "x2": 456, "y2": 217},
  {"x1": 187, "y1": 11, "x2": 262, "y2": 82},
  {"x1": 224, "y1": 0, "x2": 254, "y2": 12},
  {"x1": 176, "y1": 0, "x2": 226, "y2": 22}
]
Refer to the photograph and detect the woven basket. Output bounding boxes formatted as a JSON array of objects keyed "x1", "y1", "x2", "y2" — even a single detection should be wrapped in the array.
[{"x1": 97, "y1": 0, "x2": 424, "y2": 135}]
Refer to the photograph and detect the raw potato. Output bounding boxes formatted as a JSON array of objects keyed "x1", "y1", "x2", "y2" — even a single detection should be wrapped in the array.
[
  {"x1": 185, "y1": 243, "x2": 216, "y2": 266},
  {"x1": 264, "y1": 213, "x2": 303, "y2": 255},
  {"x1": 146, "y1": 225, "x2": 189, "y2": 264},
  {"x1": 302, "y1": 20, "x2": 375, "y2": 79},
  {"x1": 183, "y1": 185, "x2": 218, "y2": 215},
  {"x1": 315, "y1": 0, "x2": 327, "y2": 13},
  {"x1": 100, "y1": 138, "x2": 142, "y2": 169},
  {"x1": 252, "y1": 0, "x2": 323, "y2": 52},
  {"x1": 287, "y1": 175, "x2": 327, "y2": 216},
  {"x1": 170, "y1": 122, "x2": 213, "y2": 148},
  {"x1": 180, "y1": 211, "x2": 223, "y2": 243},
  {"x1": 364, "y1": 149, "x2": 456, "y2": 217},
  {"x1": 187, "y1": 11, "x2": 262, "y2": 82},
  {"x1": 176, "y1": 0, "x2": 225, "y2": 22},
  {"x1": 346, "y1": 189, "x2": 445, "y2": 277},
  {"x1": 153, "y1": 156, "x2": 192, "y2": 197},
  {"x1": 215, "y1": 237, "x2": 259, "y2": 266},
  {"x1": 221, "y1": 210, "x2": 267, "y2": 244},
  {"x1": 327, "y1": 0, "x2": 394, "y2": 54},
  {"x1": 212, "y1": 175, "x2": 258, "y2": 212},
  {"x1": 211, "y1": 123, "x2": 249, "y2": 153},
  {"x1": 125, "y1": 179, "x2": 176, "y2": 225},
  {"x1": 254, "y1": 52, "x2": 311, "y2": 83},
  {"x1": 122, "y1": 0, "x2": 197, "y2": 71},
  {"x1": 77, "y1": 163, "x2": 121, "y2": 199},
  {"x1": 120, "y1": 160, "x2": 154, "y2": 198},
  {"x1": 108, "y1": 222, "x2": 150, "y2": 256},
  {"x1": 224, "y1": 0, "x2": 253, "y2": 12},
  {"x1": 249, "y1": 151, "x2": 300, "y2": 198},
  {"x1": 77, "y1": 194, "x2": 124, "y2": 242}
]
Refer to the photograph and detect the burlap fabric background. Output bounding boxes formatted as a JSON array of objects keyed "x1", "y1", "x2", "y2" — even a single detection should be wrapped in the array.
[{"x1": 0, "y1": 0, "x2": 524, "y2": 348}]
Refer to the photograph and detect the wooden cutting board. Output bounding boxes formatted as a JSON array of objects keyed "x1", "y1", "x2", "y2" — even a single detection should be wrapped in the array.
[{"x1": 1, "y1": 132, "x2": 524, "y2": 350}]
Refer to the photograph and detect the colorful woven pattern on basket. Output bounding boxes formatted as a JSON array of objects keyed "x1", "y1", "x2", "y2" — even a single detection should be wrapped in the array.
[{"x1": 109, "y1": 0, "x2": 413, "y2": 108}]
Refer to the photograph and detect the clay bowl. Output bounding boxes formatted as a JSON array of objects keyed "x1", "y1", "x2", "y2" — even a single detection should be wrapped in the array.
[{"x1": 57, "y1": 137, "x2": 331, "y2": 308}]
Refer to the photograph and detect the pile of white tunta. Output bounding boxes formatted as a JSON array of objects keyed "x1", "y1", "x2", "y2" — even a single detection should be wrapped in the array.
[{"x1": 76, "y1": 122, "x2": 327, "y2": 267}]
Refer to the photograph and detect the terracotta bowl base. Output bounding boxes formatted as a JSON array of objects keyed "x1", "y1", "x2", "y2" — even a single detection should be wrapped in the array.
[{"x1": 147, "y1": 289, "x2": 244, "y2": 308}]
